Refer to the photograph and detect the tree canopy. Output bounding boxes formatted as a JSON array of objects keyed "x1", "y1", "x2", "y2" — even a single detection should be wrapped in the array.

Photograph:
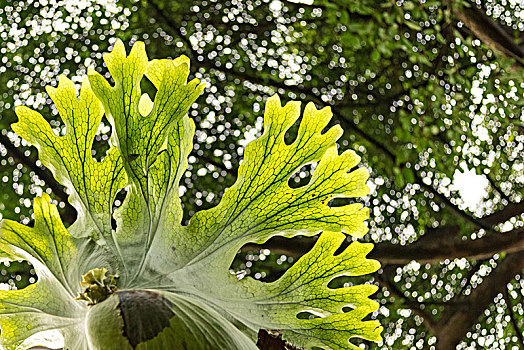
[{"x1": 0, "y1": 0, "x2": 523, "y2": 348}]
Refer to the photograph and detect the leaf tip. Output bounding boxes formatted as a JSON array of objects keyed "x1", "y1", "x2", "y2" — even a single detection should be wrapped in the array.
[
  {"x1": 34, "y1": 192, "x2": 52, "y2": 208},
  {"x1": 13, "y1": 104, "x2": 27, "y2": 116},
  {"x1": 267, "y1": 93, "x2": 281, "y2": 106},
  {"x1": 111, "y1": 38, "x2": 126, "y2": 56},
  {"x1": 129, "y1": 40, "x2": 147, "y2": 61},
  {"x1": 173, "y1": 54, "x2": 191, "y2": 67},
  {"x1": 86, "y1": 66, "x2": 97, "y2": 76}
]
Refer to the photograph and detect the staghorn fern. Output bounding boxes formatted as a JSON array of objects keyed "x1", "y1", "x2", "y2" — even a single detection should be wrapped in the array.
[{"x1": 0, "y1": 40, "x2": 382, "y2": 350}]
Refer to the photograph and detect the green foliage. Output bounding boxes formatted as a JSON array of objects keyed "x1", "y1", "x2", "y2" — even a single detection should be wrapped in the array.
[
  {"x1": 0, "y1": 40, "x2": 380, "y2": 349},
  {"x1": 1, "y1": 0, "x2": 523, "y2": 348}
]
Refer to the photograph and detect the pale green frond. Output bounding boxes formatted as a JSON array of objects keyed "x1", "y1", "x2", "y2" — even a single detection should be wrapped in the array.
[
  {"x1": 1, "y1": 40, "x2": 382, "y2": 350},
  {"x1": 0, "y1": 194, "x2": 111, "y2": 295},
  {"x1": 0, "y1": 281, "x2": 85, "y2": 350},
  {"x1": 236, "y1": 231, "x2": 381, "y2": 349},
  {"x1": 86, "y1": 40, "x2": 204, "y2": 283},
  {"x1": 84, "y1": 290, "x2": 258, "y2": 350},
  {"x1": 12, "y1": 77, "x2": 126, "y2": 241},
  {"x1": 180, "y1": 94, "x2": 370, "y2": 271},
  {"x1": 87, "y1": 40, "x2": 204, "y2": 198},
  {"x1": 172, "y1": 232, "x2": 381, "y2": 349},
  {"x1": 114, "y1": 116, "x2": 196, "y2": 283},
  {"x1": 0, "y1": 194, "x2": 106, "y2": 349}
]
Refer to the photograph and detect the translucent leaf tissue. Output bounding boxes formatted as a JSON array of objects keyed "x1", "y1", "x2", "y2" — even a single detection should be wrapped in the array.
[{"x1": 0, "y1": 40, "x2": 382, "y2": 350}]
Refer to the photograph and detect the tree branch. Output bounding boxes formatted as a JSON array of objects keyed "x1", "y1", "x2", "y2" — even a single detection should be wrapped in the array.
[
  {"x1": 413, "y1": 172, "x2": 494, "y2": 231},
  {"x1": 477, "y1": 202, "x2": 524, "y2": 227},
  {"x1": 457, "y1": 259, "x2": 489, "y2": 296},
  {"x1": 243, "y1": 227, "x2": 524, "y2": 264},
  {"x1": 452, "y1": 1, "x2": 524, "y2": 66},
  {"x1": 434, "y1": 252, "x2": 524, "y2": 349},
  {"x1": 194, "y1": 153, "x2": 238, "y2": 177},
  {"x1": 371, "y1": 227, "x2": 524, "y2": 264},
  {"x1": 147, "y1": 1, "x2": 196, "y2": 61}
]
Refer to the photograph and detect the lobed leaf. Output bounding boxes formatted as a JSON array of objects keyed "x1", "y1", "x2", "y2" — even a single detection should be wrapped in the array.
[
  {"x1": 1, "y1": 40, "x2": 382, "y2": 350},
  {"x1": 0, "y1": 194, "x2": 108, "y2": 349},
  {"x1": 87, "y1": 41, "x2": 204, "y2": 283},
  {"x1": 12, "y1": 77, "x2": 125, "y2": 242},
  {"x1": 176, "y1": 95, "x2": 371, "y2": 273}
]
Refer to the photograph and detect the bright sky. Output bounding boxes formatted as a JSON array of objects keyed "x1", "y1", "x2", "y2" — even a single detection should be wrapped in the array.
[
  {"x1": 452, "y1": 63, "x2": 494, "y2": 212},
  {"x1": 450, "y1": 166, "x2": 489, "y2": 211}
]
